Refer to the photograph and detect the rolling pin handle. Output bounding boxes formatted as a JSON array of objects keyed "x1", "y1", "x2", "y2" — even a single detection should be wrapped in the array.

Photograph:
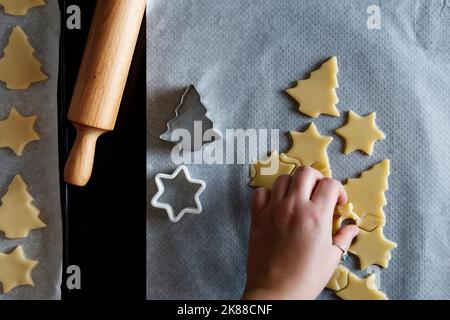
[{"x1": 64, "y1": 124, "x2": 106, "y2": 187}]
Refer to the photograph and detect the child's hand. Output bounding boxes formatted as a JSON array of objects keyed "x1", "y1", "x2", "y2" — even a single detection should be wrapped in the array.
[{"x1": 242, "y1": 166, "x2": 359, "y2": 300}]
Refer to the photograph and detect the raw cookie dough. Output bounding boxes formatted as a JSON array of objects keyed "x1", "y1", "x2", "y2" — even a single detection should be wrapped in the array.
[
  {"x1": 249, "y1": 151, "x2": 330, "y2": 189},
  {"x1": 0, "y1": 0, "x2": 45, "y2": 16},
  {"x1": 326, "y1": 265, "x2": 349, "y2": 291},
  {"x1": 0, "y1": 246, "x2": 38, "y2": 294},
  {"x1": 0, "y1": 107, "x2": 40, "y2": 156},
  {"x1": 335, "y1": 111, "x2": 385, "y2": 155},
  {"x1": 333, "y1": 203, "x2": 358, "y2": 235},
  {"x1": 349, "y1": 226, "x2": 397, "y2": 269},
  {"x1": 344, "y1": 160, "x2": 390, "y2": 220},
  {"x1": 250, "y1": 151, "x2": 299, "y2": 189},
  {"x1": 357, "y1": 214, "x2": 385, "y2": 232},
  {"x1": 0, "y1": 26, "x2": 48, "y2": 90},
  {"x1": 286, "y1": 57, "x2": 340, "y2": 118},
  {"x1": 286, "y1": 123, "x2": 333, "y2": 177},
  {"x1": 0, "y1": 175, "x2": 46, "y2": 239},
  {"x1": 336, "y1": 272, "x2": 387, "y2": 300},
  {"x1": 334, "y1": 202, "x2": 385, "y2": 234}
]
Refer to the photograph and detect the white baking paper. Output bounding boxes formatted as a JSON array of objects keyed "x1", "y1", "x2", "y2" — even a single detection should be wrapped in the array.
[{"x1": 147, "y1": 0, "x2": 450, "y2": 299}]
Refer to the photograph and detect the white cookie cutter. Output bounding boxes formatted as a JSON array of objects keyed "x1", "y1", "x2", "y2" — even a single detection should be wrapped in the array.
[{"x1": 151, "y1": 165, "x2": 206, "y2": 223}]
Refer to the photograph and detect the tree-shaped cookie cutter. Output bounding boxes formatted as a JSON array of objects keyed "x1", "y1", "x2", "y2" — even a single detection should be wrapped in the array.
[
  {"x1": 160, "y1": 85, "x2": 220, "y2": 152},
  {"x1": 151, "y1": 165, "x2": 206, "y2": 223}
]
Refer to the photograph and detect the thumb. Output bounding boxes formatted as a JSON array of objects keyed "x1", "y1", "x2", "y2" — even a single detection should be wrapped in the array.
[{"x1": 331, "y1": 224, "x2": 359, "y2": 262}]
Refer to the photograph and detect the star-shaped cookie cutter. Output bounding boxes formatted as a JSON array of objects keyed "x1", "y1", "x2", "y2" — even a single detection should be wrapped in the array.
[{"x1": 151, "y1": 165, "x2": 206, "y2": 223}]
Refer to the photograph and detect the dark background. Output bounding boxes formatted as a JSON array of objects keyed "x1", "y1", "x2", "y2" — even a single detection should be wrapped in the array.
[{"x1": 58, "y1": 0, "x2": 147, "y2": 299}]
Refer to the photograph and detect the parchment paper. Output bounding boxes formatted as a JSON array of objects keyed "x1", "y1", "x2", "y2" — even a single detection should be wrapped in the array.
[
  {"x1": 147, "y1": 0, "x2": 450, "y2": 299},
  {"x1": 0, "y1": 0, "x2": 61, "y2": 300}
]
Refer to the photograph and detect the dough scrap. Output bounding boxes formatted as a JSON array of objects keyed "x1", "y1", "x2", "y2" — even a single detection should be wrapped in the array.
[
  {"x1": 333, "y1": 203, "x2": 359, "y2": 235},
  {"x1": 344, "y1": 160, "x2": 390, "y2": 220},
  {"x1": 0, "y1": 26, "x2": 48, "y2": 90},
  {"x1": 349, "y1": 226, "x2": 397, "y2": 270},
  {"x1": 335, "y1": 111, "x2": 385, "y2": 155},
  {"x1": 0, "y1": 246, "x2": 38, "y2": 293},
  {"x1": 279, "y1": 152, "x2": 301, "y2": 168},
  {"x1": 326, "y1": 265, "x2": 349, "y2": 291},
  {"x1": 336, "y1": 272, "x2": 387, "y2": 300},
  {"x1": 357, "y1": 214, "x2": 385, "y2": 232},
  {"x1": 0, "y1": 0, "x2": 45, "y2": 16},
  {"x1": 0, "y1": 175, "x2": 46, "y2": 239},
  {"x1": 286, "y1": 123, "x2": 333, "y2": 177},
  {"x1": 333, "y1": 202, "x2": 385, "y2": 234},
  {"x1": 249, "y1": 151, "x2": 332, "y2": 189},
  {"x1": 0, "y1": 107, "x2": 40, "y2": 156},
  {"x1": 250, "y1": 151, "x2": 299, "y2": 189},
  {"x1": 286, "y1": 57, "x2": 340, "y2": 118}
]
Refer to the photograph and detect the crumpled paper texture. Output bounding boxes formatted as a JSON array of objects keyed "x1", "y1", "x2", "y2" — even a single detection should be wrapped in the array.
[
  {"x1": 147, "y1": 0, "x2": 450, "y2": 299},
  {"x1": 0, "y1": 0, "x2": 61, "y2": 300}
]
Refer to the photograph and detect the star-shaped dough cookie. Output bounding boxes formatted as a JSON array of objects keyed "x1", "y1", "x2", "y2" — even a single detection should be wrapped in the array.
[
  {"x1": 326, "y1": 265, "x2": 350, "y2": 291},
  {"x1": 0, "y1": 175, "x2": 46, "y2": 239},
  {"x1": 250, "y1": 151, "x2": 300, "y2": 189},
  {"x1": 335, "y1": 111, "x2": 385, "y2": 155},
  {"x1": 0, "y1": 0, "x2": 45, "y2": 15},
  {"x1": 0, "y1": 246, "x2": 38, "y2": 294},
  {"x1": 336, "y1": 272, "x2": 387, "y2": 300},
  {"x1": 0, "y1": 26, "x2": 48, "y2": 90},
  {"x1": 0, "y1": 108, "x2": 40, "y2": 156},
  {"x1": 349, "y1": 226, "x2": 397, "y2": 269},
  {"x1": 344, "y1": 160, "x2": 390, "y2": 220},
  {"x1": 286, "y1": 123, "x2": 333, "y2": 177},
  {"x1": 151, "y1": 165, "x2": 206, "y2": 223},
  {"x1": 286, "y1": 57, "x2": 340, "y2": 118}
]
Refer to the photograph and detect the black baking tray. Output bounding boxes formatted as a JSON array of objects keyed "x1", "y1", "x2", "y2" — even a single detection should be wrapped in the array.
[{"x1": 58, "y1": 0, "x2": 147, "y2": 299}]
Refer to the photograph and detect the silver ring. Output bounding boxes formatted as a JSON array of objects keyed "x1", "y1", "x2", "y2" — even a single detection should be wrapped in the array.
[{"x1": 333, "y1": 242, "x2": 348, "y2": 261}]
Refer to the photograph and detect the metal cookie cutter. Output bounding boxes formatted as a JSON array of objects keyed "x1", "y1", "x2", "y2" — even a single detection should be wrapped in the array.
[
  {"x1": 151, "y1": 165, "x2": 206, "y2": 223},
  {"x1": 160, "y1": 85, "x2": 220, "y2": 152}
]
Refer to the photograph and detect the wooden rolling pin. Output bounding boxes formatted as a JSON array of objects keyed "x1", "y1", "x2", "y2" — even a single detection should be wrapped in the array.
[{"x1": 64, "y1": 0, "x2": 147, "y2": 186}]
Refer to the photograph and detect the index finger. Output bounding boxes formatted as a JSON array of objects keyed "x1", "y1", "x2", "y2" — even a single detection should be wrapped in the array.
[{"x1": 310, "y1": 178, "x2": 348, "y2": 214}]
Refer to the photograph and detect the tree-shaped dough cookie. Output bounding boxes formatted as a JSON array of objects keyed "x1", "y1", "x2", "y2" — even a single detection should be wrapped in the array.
[
  {"x1": 0, "y1": 26, "x2": 48, "y2": 90},
  {"x1": 286, "y1": 123, "x2": 333, "y2": 177},
  {"x1": 0, "y1": 0, "x2": 45, "y2": 16},
  {"x1": 0, "y1": 107, "x2": 40, "y2": 156},
  {"x1": 0, "y1": 246, "x2": 38, "y2": 293},
  {"x1": 286, "y1": 57, "x2": 340, "y2": 118},
  {"x1": 344, "y1": 160, "x2": 390, "y2": 220},
  {"x1": 0, "y1": 175, "x2": 46, "y2": 239},
  {"x1": 335, "y1": 111, "x2": 385, "y2": 155}
]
